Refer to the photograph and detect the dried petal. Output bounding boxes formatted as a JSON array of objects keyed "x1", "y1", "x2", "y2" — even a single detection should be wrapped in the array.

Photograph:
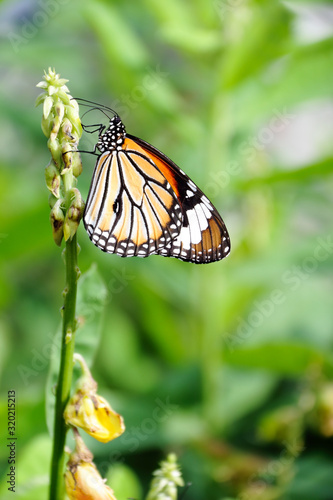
[
  {"x1": 65, "y1": 431, "x2": 117, "y2": 500},
  {"x1": 50, "y1": 199, "x2": 65, "y2": 246}
]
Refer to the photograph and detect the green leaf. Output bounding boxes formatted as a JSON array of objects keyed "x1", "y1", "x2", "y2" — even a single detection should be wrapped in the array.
[
  {"x1": 74, "y1": 263, "x2": 108, "y2": 363},
  {"x1": 232, "y1": 37, "x2": 333, "y2": 130},
  {"x1": 221, "y1": 3, "x2": 292, "y2": 89},
  {"x1": 0, "y1": 434, "x2": 51, "y2": 499},
  {"x1": 285, "y1": 454, "x2": 333, "y2": 500},
  {"x1": 106, "y1": 463, "x2": 142, "y2": 500},
  {"x1": 214, "y1": 368, "x2": 278, "y2": 428},
  {"x1": 83, "y1": 1, "x2": 149, "y2": 69},
  {"x1": 224, "y1": 343, "x2": 333, "y2": 376},
  {"x1": 237, "y1": 157, "x2": 333, "y2": 190}
]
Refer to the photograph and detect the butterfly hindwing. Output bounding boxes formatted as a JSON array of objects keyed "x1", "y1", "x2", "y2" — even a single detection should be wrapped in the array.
[{"x1": 127, "y1": 135, "x2": 230, "y2": 263}]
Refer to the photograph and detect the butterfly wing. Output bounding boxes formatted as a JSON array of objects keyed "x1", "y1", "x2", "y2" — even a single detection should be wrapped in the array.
[
  {"x1": 126, "y1": 134, "x2": 231, "y2": 263},
  {"x1": 83, "y1": 144, "x2": 183, "y2": 257}
]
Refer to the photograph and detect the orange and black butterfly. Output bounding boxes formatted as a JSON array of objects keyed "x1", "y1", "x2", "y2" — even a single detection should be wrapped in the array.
[{"x1": 80, "y1": 100, "x2": 230, "y2": 264}]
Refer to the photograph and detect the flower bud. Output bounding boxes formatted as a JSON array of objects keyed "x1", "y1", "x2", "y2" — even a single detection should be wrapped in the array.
[
  {"x1": 36, "y1": 81, "x2": 48, "y2": 90},
  {"x1": 48, "y1": 192, "x2": 58, "y2": 209},
  {"x1": 35, "y1": 93, "x2": 45, "y2": 107},
  {"x1": 57, "y1": 89, "x2": 71, "y2": 104},
  {"x1": 48, "y1": 84, "x2": 57, "y2": 96},
  {"x1": 50, "y1": 118, "x2": 61, "y2": 142},
  {"x1": 37, "y1": 68, "x2": 84, "y2": 237},
  {"x1": 65, "y1": 430, "x2": 117, "y2": 500},
  {"x1": 64, "y1": 354, "x2": 125, "y2": 443},
  {"x1": 63, "y1": 189, "x2": 85, "y2": 241},
  {"x1": 43, "y1": 95, "x2": 53, "y2": 119},
  {"x1": 66, "y1": 103, "x2": 82, "y2": 139},
  {"x1": 50, "y1": 199, "x2": 65, "y2": 246},
  {"x1": 146, "y1": 454, "x2": 184, "y2": 500},
  {"x1": 62, "y1": 143, "x2": 74, "y2": 171},
  {"x1": 55, "y1": 100, "x2": 65, "y2": 122},
  {"x1": 72, "y1": 153, "x2": 83, "y2": 178},
  {"x1": 45, "y1": 160, "x2": 61, "y2": 198},
  {"x1": 41, "y1": 114, "x2": 53, "y2": 138},
  {"x1": 47, "y1": 137, "x2": 62, "y2": 169},
  {"x1": 49, "y1": 103, "x2": 65, "y2": 141},
  {"x1": 62, "y1": 143, "x2": 83, "y2": 178},
  {"x1": 61, "y1": 117, "x2": 73, "y2": 140}
]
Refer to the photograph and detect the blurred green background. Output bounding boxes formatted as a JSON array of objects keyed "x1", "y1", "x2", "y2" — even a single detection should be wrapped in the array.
[{"x1": 1, "y1": 0, "x2": 333, "y2": 499}]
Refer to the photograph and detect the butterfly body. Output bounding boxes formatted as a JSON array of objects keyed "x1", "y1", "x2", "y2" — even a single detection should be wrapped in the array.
[{"x1": 83, "y1": 114, "x2": 230, "y2": 263}]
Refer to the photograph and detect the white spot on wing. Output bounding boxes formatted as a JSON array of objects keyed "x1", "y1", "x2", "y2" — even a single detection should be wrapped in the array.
[
  {"x1": 200, "y1": 202, "x2": 212, "y2": 219},
  {"x1": 179, "y1": 225, "x2": 191, "y2": 249},
  {"x1": 187, "y1": 209, "x2": 201, "y2": 244},
  {"x1": 195, "y1": 203, "x2": 209, "y2": 231},
  {"x1": 202, "y1": 196, "x2": 212, "y2": 209}
]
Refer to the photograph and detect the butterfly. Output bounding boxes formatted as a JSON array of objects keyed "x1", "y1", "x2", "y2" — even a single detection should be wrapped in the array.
[{"x1": 80, "y1": 100, "x2": 230, "y2": 264}]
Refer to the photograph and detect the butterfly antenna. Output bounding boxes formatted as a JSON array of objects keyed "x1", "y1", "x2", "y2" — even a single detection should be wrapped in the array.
[
  {"x1": 80, "y1": 106, "x2": 114, "y2": 122},
  {"x1": 72, "y1": 97, "x2": 119, "y2": 117}
]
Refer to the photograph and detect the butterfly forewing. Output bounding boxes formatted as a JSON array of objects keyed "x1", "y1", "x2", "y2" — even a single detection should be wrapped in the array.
[{"x1": 83, "y1": 143, "x2": 183, "y2": 257}]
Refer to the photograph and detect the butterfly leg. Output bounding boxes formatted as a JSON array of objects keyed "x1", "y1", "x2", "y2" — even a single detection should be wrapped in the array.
[{"x1": 81, "y1": 123, "x2": 106, "y2": 136}]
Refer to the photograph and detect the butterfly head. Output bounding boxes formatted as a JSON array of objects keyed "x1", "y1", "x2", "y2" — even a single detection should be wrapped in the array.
[{"x1": 97, "y1": 115, "x2": 126, "y2": 153}]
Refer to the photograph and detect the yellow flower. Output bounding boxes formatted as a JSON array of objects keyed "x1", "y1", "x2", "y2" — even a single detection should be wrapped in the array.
[
  {"x1": 64, "y1": 391, "x2": 125, "y2": 443},
  {"x1": 65, "y1": 461, "x2": 117, "y2": 500},
  {"x1": 64, "y1": 354, "x2": 125, "y2": 443},
  {"x1": 65, "y1": 430, "x2": 117, "y2": 500}
]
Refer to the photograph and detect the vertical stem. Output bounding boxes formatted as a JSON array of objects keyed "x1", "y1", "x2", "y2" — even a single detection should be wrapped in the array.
[{"x1": 49, "y1": 234, "x2": 78, "y2": 500}]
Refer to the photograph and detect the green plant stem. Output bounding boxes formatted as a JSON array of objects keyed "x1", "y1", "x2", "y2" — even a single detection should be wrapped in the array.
[{"x1": 49, "y1": 234, "x2": 78, "y2": 500}]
